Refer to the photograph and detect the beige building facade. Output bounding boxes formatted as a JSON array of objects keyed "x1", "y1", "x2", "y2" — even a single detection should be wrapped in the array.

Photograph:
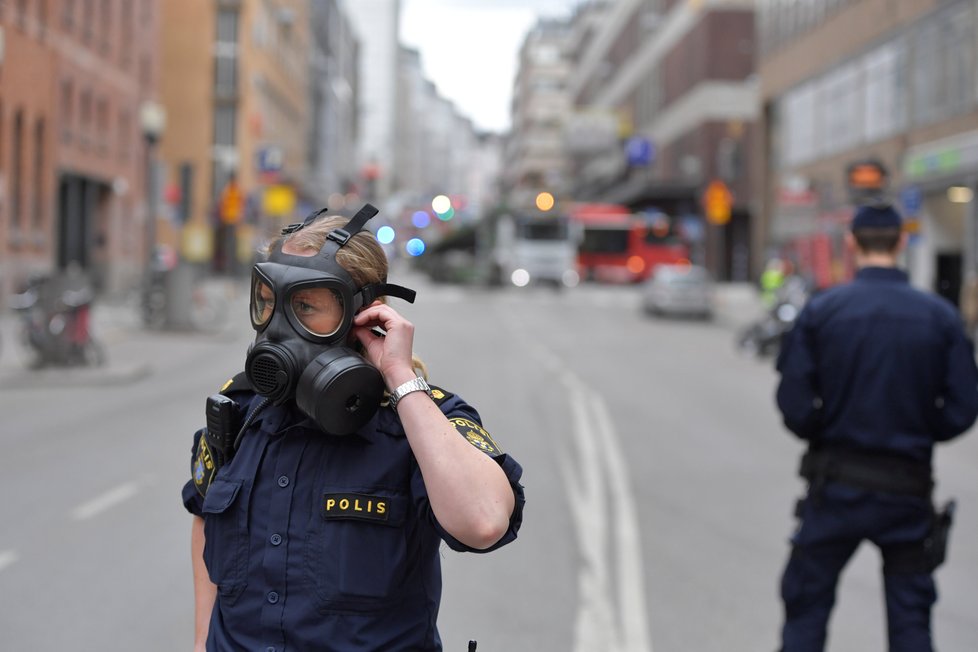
[
  {"x1": 160, "y1": 0, "x2": 316, "y2": 274},
  {"x1": 757, "y1": 0, "x2": 978, "y2": 303}
]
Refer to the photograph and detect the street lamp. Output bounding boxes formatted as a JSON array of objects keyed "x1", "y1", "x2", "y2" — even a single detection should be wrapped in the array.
[{"x1": 140, "y1": 100, "x2": 166, "y2": 272}]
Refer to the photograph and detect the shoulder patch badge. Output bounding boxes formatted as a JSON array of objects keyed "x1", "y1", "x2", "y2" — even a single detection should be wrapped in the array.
[
  {"x1": 429, "y1": 385, "x2": 453, "y2": 405},
  {"x1": 449, "y1": 417, "x2": 503, "y2": 456},
  {"x1": 193, "y1": 437, "x2": 217, "y2": 497}
]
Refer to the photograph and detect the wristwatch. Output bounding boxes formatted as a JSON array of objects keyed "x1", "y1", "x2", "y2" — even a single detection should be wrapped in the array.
[{"x1": 388, "y1": 376, "x2": 433, "y2": 410}]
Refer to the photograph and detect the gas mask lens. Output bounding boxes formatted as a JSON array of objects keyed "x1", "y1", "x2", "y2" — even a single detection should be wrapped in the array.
[
  {"x1": 252, "y1": 277, "x2": 275, "y2": 328},
  {"x1": 290, "y1": 287, "x2": 345, "y2": 337}
]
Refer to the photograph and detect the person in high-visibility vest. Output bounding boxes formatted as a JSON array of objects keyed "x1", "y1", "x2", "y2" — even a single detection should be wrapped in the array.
[{"x1": 760, "y1": 258, "x2": 786, "y2": 310}]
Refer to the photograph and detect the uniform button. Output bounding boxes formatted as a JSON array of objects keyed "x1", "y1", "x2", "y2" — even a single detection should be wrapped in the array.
[
  {"x1": 267, "y1": 591, "x2": 279, "y2": 604},
  {"x1": 266, "y1": 647, "x2": 276, "y2": 652},
  {"x1": 277, "y1": 475, "x2": 289, "y2": 487},
  {"x1": 270, "y1": 533, "x2": 282, "y2": 546}
]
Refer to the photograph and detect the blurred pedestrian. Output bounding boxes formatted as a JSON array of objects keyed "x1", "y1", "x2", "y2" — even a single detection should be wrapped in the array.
[
  {"x1": 761, "y1": 258, "x2": 786, "y2": 310},
  {"x1": 774, "y1": 203, "x2": 978, "y2": 652},
  {"x1": 182, "y1": 205, "x2": 525, "y2": 651}
]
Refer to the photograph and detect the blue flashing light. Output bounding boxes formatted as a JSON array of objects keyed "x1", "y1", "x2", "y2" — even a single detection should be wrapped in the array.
[
  {"x1": 411, "y1": 211, "x2": 431, "y2": 228},
  {"x1": 376, "y1": 226, "x2": 396, "y2": 244},
  {"x1": 406, "y1": 238, "x2": 426, "y2": 257}
]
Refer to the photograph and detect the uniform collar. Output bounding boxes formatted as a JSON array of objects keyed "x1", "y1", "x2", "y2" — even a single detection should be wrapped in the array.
[
  {"x1": 855, "y1": 266, "x2": 908, "y2": 283},
  {"x1": 252, "y1": 400, "x2": 397, "y2": 443}
]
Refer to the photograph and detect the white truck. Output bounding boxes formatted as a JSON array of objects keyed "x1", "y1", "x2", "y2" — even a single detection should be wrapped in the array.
[{"x1": 490, "y1": 211, "x2": 579, "y2": 288}]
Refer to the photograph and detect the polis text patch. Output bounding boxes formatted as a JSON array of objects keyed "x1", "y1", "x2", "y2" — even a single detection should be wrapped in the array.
[{"x1": 322, "y1": 493, "x2": 390, "y2": 523}]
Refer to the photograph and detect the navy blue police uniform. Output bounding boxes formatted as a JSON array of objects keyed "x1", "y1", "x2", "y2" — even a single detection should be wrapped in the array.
[
  {"x1": 182, "y1": 376, "x2": 525, "y2": 652},
  {"x1": 775, "y1": 207, "x2": 978, "y2": 652}
]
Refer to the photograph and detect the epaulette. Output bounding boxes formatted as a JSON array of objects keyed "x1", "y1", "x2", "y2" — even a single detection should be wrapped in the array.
[
  {"x1": 219, "y1": 371, "x2": 253, "y2": 396},
  {"x1": 428, "y1": 384, "x2": 453, "y2": 406}
]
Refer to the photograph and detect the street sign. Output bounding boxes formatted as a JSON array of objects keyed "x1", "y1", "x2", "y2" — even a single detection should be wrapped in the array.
[
  {"x1": 219, "y1": 181, "x2": 244, "y2": 225},
  {"x1": 900, "y1": 185, "x2": 922, "y2": 215},
  {"x1": 702, "y1": 179, "x2": 732, "y2": 226},
  {"x1": 625, "y1": 137, "x2": 655, "y2": 167},
  {"x1": 257, "y1": 146, "x2": 284, "y2": 174}
]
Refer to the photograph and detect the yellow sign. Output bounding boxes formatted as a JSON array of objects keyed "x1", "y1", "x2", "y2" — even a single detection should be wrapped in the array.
[
  {"x1": 263, "y1": 184, "x2": 296, "y2": 217},
  {"x1": 236, "y1": 224, "x2": 256, "y2": 264},
  {"x1": 181, "y1": 221, "x2": 214, "y2": 263},
  {"x1": 703, "y1": 179, "x2": 733, "y2": 226}
]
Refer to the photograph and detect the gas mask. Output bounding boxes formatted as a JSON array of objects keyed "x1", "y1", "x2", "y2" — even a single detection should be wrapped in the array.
[{"x1": 244, "y1": 204, "x2": 416, "y2": 435}]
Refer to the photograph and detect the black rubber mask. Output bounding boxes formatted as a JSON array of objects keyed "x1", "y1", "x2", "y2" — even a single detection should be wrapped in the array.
[{"x1": 244, "y1": 204, "x2": 416, "y2": 435}]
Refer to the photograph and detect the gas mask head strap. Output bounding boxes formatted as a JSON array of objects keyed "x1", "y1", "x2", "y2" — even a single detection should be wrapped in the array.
[{"x1": 274, "y1": 203, "x2": 417, "y2": 309}]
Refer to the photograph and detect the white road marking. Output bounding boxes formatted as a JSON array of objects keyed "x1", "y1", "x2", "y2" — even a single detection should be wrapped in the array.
[
  {"x1": 504, "y1": 312, "x2": 653, "y2": 652},
  {"x1": 70, "y1": 481, "x2": 141, "y2": 521},
  {"x1": 0, "y1": 550, "x2": 19, "y2": 573}
]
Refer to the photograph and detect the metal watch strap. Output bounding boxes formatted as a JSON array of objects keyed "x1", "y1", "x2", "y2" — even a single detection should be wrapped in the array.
[{"x1": 389, "y1": 376, "x2": 431, "y2": 410}]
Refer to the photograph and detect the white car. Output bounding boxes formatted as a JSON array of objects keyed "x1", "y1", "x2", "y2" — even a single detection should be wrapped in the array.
[{"x1": 641, "y1": 264, "x2": 714, "y2": 319}]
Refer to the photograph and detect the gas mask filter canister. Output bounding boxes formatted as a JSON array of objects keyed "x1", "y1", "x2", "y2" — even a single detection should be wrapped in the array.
[{"x1": 244, "y1": 204, "x2": 416, "y2": 435}]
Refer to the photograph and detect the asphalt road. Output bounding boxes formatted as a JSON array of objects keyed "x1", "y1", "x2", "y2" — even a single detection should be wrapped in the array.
[{"x1": 1, "y1": 273, "x2": 976, "y2": 651}]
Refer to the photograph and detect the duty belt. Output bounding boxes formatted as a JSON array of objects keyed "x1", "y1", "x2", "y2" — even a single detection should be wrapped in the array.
[{"x1": 800, "y1": 447, "x2": 933, "y2": 498}]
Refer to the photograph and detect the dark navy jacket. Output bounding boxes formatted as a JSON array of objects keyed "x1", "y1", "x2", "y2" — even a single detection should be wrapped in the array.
[
  {"x1": 776, "y1": 267, "x2": 978, "y2": 463},
  {"x1": 182, "y1": 387, "x2": 524, "y2": 652}
]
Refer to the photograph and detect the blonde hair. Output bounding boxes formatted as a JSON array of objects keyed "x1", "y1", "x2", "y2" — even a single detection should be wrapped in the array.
[
  {"x1": 261, "y1": 214, "x2": 428, "y2": 379},
  {"x1": 264, "y1": 214, "x2": 388, "y2": 288}
]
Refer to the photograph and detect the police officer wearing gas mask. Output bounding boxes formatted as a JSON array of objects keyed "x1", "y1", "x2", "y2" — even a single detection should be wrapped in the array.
[
  {"x1": 181, "y1": 205, "x2": 525, "y2": 652},
  {"x1": 774, "y1": 203, "x2": 978, "y2": 652}
]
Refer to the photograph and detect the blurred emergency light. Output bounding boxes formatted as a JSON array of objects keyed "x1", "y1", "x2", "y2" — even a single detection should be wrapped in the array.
[
  {"x1": 847, "y1": 161, "x2": 887, "y2": 190},
  {"x1": 406, "y1": 238, "x2": 426, "y2": 256},
  {"x1": 411, "y1": 211, "x2": 431, "y2": 228},
  {"x1": 431, "y1": 195, "x2": 452, "y2": 214},
  {"x1": 846, "y1": 159, "x2": 890, "y2": 205},
  {"x1": 947, "y1": 186, "x2": 974, "y2": 204},
  {"x1": 376, "y1": 226, "x2": 396, "y2": 244},
  {"x1": 535, "y1": 192, "x2": 555, "y2": 212}
]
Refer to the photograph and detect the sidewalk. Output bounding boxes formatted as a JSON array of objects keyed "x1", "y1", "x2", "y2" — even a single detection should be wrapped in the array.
[
  {"x1": 712, "y1": 282, "x2": 766, "y2": 332},
  {"x1": 0, "y1": 277, "x2": 244, "y2": 389}
]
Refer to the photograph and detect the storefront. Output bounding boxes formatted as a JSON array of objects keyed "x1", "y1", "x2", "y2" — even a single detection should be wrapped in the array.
[{"x1": 901, "y1": 129, "x2": 978, "y2": 308}]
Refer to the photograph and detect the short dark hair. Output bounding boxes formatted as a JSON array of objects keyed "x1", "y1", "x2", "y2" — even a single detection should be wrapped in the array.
[{"x1": 852, "y1": 227, "x2": 901, "y2": 253}]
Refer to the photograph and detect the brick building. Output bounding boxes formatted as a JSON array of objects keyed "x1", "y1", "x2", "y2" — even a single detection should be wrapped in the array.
[{"x1": 0, "y1": 0, "x2": 160, "y2": 297}]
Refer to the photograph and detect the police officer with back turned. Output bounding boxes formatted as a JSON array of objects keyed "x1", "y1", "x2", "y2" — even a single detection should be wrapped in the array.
[{"x1": 774, "y1": 202, "x2": 978, "y2": 652}]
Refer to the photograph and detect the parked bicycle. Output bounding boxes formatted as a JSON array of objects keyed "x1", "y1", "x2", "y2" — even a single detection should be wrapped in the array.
[{"x1": 10, "y1": 273, "x2": 107, "y2": 368}]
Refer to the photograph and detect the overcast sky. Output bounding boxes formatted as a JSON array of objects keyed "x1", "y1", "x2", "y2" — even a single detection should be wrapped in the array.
[{"x1": 400, "y1": 0, "x2": 581, "y2": 134}]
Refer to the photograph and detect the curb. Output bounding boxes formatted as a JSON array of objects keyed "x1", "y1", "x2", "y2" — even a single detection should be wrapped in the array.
[{"x1": 0, "y1": 361, "x2": 154, "y2": 390}]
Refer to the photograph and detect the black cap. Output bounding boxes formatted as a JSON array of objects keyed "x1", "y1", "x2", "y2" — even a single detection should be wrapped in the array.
[{"x1": 852, "y1": 204, "x2": 902, "y2": 230}]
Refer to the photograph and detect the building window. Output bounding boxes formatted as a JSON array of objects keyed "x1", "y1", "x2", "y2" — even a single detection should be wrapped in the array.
[
  {"x1": 913, "y1": 4, "x2": 976, "y2": 126},
  {"x1": 782, "y1": 81, "x2": 817, "y2": 166},
  {"x1": 0, "y1": 101, "x2": 4, "y2": 224},
  {"x1": 99, "y1": 0, "x2": 112, "y2": 54},
  {"x1": 217, "y1": 8, "x2": 239, "y2": 44},
  {"x1": 864, "y1": 38, "x2": 908, "y2": 143},
  {"x1": 61, "y1": 80, "x2": 74, "y2": 143},
  {"x1": 16, "y1": 0, "x2": 27, "y2": 29},
  {"x1": 214, "y1": 55, "x2": 237, "y2": 96},
  {"x1": 213, "y1": 104, "x2": 237, "y2": 147},
  {"x1": 819, "y1": 61, "x2": 862, "y2": 156},
  {"x1": 12, "y1": 110, "x2": 24, "y2": 234},
  {"x1": 63, "y1": 0, "x2": 74, "y2": 30},
  {"x1": 80, "y1": 90, "x2": 92, "y2": 150},
  {"x1": 82, "y1": 0, "x2": 94, "y2": 44},
  {"x1": 96, "y1": 98, "x2": 108, "y2": 155},
  {"x1": 118, "y1": 109, "x2": 131, "y2": 162},
  {"x1": 120, "y1": 0, "x2": 132, "y2": 67},
  {"x1": 33, "y1": 119, "x2": 44, "y2": 231}
]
